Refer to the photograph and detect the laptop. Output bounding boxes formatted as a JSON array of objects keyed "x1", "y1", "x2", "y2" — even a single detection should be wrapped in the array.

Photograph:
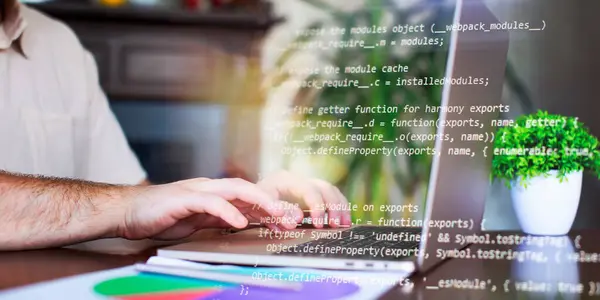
[{"x1": 159, "y1": 0, "x2": 509, "y2": 276}]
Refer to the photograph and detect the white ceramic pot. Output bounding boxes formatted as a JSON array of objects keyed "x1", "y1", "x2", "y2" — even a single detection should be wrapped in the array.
[{"x1": 511, "y1": 170, "x2": 583, "y2": 235}]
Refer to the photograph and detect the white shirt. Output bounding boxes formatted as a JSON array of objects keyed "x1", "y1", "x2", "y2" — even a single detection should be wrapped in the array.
[{"x1": 0, "y1": 4, "x2": 146, "y2": 184}]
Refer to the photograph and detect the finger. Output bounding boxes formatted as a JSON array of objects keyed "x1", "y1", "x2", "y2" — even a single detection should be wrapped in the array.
[
  {"x1": 192, "y1": 178, "x2": 285, "y2": 217},
  {"x1": 278, "y1": 207, "x2": 301, "y2": 230},
  {"x1": 184, "y1": 192, "x2": 248, "y2": 229},
  {"x1": 272, "y1": 172, "x2": 326, "y2": 229},
  {"x1": 244, "y1": 210, "x2": 262, "y2": 224},
  {"x1": 244, "y1": 209, "x2": 283, "y2": 232},
  {"x1": 257, "y1": 203, "x2": 298, "y2": 230},
  {"x1": 329, "y1": 185, "x2": 352, "y2": 226},
  {"x1": 331, "y1": 185, "x2": 352, "y2": 226},
  {"x1": 233, "y1": 198, "x2": 297, "y2": 229},
  {"x1": 311, "y1": 179, "x2": 343, "y2": 228},
  {"x1": 292, "y1": 206, "x2": 304, "y2": 223},
  {"x1": 253, "y1": 182, "x2": 300, "y2": 229}
]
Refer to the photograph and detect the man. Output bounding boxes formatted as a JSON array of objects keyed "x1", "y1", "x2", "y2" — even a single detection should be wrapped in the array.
[{"x1": 0, "y1": 1, "x2": 350, "y2": 251}]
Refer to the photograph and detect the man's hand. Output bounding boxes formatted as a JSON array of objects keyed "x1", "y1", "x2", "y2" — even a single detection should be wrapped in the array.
[
  {"x1": 257, "y1": 171, "x2": 352, "y2": 229},
  {"x1": 0, "y1": 171, "x2": 350, "y2": 251},
  {"x1": 117, "y1": 178, "x2": 300, "y2": 241},
  {"x1": 119, "y1": 172, "x2": 351, "y2": 240}
]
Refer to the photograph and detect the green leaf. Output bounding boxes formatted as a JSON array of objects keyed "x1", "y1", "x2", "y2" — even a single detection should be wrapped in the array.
[{"x1": 491, "y1": 110, "x2": 600, "y2": 187}]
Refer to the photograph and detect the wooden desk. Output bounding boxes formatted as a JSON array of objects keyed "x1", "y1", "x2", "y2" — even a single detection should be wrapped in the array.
[
  {"x1": 0, "y1": 230, "x2": 224, "y2": 290},
  {"x1": 381, "y1": 230, "x2": 599, "y2": 300},
  {"x1": 0, "y1": 248, "x2": 153, "y2": 290},
  {"x1": 1, "y1": 230, "x2": 598, "y2": 299}
]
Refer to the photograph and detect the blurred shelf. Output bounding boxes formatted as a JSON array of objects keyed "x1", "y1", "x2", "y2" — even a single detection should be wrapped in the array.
[
  {"x1": 29, "y1": 2, "x2": 281, "y2": 29},
  {"x1": 30, "y1": 0, "x2": 277, "y2": 104}
]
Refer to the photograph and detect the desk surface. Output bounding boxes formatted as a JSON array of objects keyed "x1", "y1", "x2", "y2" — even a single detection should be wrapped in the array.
[
  {"x1": 0, "y1": 248, "x2": 152, "y2": 290},
  {"x1": 381, "y1": 230, "x2": 599, "y2": 300},
  {"x1": 1, "y1": 230, "x2": 598, "y2": 299}
]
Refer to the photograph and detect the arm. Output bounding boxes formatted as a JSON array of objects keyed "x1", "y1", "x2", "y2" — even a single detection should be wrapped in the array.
[
  {"x1": 0, "y1": 169, "x2": 351, "y2": 251},
  {"x1": 0, "y1": 171, "x2": 127, "y2": 251},
  {"x1": 0, "y1": 172, "x2": 293, "y2": 252}
]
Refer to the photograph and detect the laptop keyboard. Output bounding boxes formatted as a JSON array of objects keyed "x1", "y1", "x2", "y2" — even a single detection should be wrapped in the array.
[{"x1": 274, "y1": 226, "x2": 422, "y2": 260}]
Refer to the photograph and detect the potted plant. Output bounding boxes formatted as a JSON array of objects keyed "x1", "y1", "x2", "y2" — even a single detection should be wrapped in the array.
[{"x1": 492, "y1": 110, "x2": 600, "y2": 235}]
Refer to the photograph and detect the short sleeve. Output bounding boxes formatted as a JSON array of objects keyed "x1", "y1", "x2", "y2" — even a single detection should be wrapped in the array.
[{"x1": 82, "y1": 51, "x2": 147, "y2": 185}]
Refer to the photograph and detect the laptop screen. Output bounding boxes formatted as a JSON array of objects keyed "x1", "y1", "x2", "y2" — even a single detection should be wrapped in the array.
[
  {"x1": 263, "y1": 0, "x2": 459, "y2": 232},
  {"x1": 257, "y1": 0, "x2": 509, "y2": 271}
]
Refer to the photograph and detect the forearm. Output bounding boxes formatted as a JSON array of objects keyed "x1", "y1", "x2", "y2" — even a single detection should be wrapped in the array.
[{"x1": 0, "y1": 171, "x2": 132, "y2": 250}]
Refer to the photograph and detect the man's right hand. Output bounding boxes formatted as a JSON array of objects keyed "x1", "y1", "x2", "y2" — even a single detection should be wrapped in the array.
[{"x1": 116, "y1": 178, "x2": 303, "y2": 241}]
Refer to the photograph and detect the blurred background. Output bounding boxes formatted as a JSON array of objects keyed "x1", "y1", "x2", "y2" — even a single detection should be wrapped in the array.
[
  {"x1": 22, "y1": 0, "x2": 600, "y2": 229},
  {"x1": 23, "y1": 0, "x2": 277, "y2": 184}
]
